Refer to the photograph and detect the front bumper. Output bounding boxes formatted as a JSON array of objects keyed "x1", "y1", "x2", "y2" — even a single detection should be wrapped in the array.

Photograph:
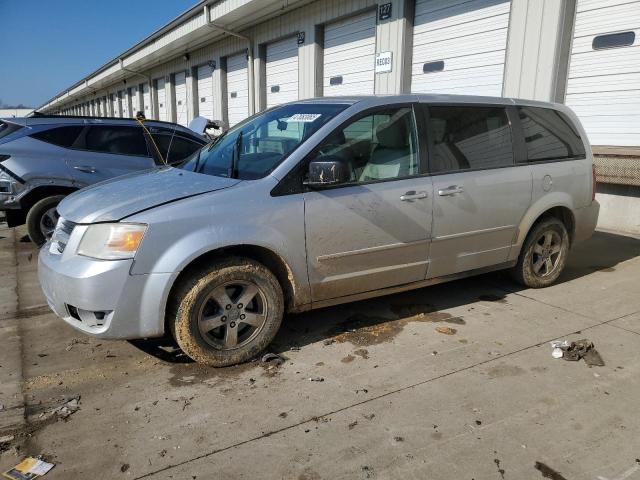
[
  {"x1": 38, "y1": 242, "x2": 176, "y2": 339},
  {"x1": 573, "y1": 200, "x2": 600, "y2": 244}
]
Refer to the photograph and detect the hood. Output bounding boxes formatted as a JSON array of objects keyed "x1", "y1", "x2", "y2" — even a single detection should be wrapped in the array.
[{"x1": 59, "y1": 167, "x2": 240, "y2": 223}]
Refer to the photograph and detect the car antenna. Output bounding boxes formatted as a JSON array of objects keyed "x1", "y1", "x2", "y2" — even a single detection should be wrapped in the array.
[{"x1": 135, "y1": 112, "x2": 167, "y2": 165}]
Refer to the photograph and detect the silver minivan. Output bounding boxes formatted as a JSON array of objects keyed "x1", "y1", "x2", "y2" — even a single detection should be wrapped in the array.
[{"x1": 38, "y1": 95, "x2": 600, "y2": 366}]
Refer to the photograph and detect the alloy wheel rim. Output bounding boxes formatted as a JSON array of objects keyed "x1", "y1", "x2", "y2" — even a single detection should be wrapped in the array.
[
  {"x1": 40, "y1": 207, "x2": 59, "y2": 240},
  {"x1": 531, "y1": 230, "x2": 562, "y2": 277},
  {"x1": 197, "y1": 281, "x2": 268, "y2": 350}
]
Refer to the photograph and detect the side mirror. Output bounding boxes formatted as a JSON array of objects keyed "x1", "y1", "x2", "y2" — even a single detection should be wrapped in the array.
[{"x1": 306, "y1": 157, "x2": 350, "y2": 188}]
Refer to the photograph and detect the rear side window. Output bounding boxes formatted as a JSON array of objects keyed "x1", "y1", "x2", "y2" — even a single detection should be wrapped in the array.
[
  {"x1": 84, "y1": 126, "x2": 149, "y2": 156},
  {"x1": 31, "y1": 126, "x2": 84, "y2": 148},
  {"x1": 518, "y1": 107, "x2": 586, "y2": 162},
  {"x1": 428, "y1": 106, "x2": 514, "y2": 173},
  {"x1": 153, "y1": 135, "x2": 203, "y2": 164}
]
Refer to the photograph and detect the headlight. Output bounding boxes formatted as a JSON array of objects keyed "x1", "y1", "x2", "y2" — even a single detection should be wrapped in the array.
[{"x1": 77, "y1": 223, "x2": 147, "y2": 260}]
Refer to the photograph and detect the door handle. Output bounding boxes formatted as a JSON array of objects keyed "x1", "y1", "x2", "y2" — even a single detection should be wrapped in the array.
[
  {"x1": 438, "y1": 185, "x2": 464, "y2": 196},
  {"x1": 400, "y1": 191, "x2": 428, "y2": 201},
  {"x1": 73, "y1": 165, "x2": 97, "y2": 173}
]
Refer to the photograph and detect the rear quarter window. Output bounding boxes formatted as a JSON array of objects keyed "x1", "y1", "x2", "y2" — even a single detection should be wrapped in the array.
[
  {"x1": 30, "y1": 126, "x2": 84, "y2": 147},
  {"x1": 518, "y1": 107, "x2": 586, "y2": 162}
]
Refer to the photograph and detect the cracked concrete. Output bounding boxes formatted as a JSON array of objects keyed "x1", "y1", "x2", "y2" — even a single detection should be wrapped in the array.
[{"x1": 0, "y1": 225, "x2": 639, "y2": 479}]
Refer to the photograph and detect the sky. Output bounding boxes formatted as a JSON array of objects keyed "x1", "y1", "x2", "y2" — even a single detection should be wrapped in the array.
[{"x1": 0, "y1": 0, "x2": 197, "y2": 108}]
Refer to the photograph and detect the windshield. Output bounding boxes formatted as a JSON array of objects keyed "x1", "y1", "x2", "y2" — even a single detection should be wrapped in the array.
[
  {"x1": 0, "y1": 121, "x2": 24, "y2": 141},
  {"x1": 179, "y1": 103, "x2": 349, "y2": 179}
]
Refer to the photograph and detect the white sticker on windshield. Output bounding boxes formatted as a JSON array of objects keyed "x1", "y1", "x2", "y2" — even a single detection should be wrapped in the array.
[{"x1": 286, "y1": 113, "x2": 322, "y2": 123}]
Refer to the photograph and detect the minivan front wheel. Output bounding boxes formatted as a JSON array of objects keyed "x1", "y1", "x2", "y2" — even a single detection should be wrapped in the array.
[
  {"x1": 26, "y1": 195, "x2": 66, "y2": 246},
  {"x1": 170, "y1": 257, "x2": 284, "y2": 366},
  {"x1": 512, "y1": 218, "x2": 569, "y2": 288}
]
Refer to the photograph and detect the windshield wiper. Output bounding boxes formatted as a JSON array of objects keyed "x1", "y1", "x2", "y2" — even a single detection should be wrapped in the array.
[{"x1": 228, "y1": 130, "x2": 243, "y2": 179}]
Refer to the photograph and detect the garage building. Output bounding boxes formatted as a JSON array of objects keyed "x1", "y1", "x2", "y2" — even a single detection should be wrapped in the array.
[{"x1": 40, "y1": 0, "x2": 640, "y2": 234}]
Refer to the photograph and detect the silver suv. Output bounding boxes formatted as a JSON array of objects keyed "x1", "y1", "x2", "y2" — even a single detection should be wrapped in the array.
[
  {"x1": 0, "y1": 115, "x2": 206, "y2": 245},
  {"x1": 38, "y1": 95, "x2": 599, "y2": 366}
]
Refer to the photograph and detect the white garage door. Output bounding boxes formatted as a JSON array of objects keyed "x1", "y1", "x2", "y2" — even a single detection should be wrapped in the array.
[
  {"x1": 565, "y1": 0, "x2": 640, "y2": 147},
  {"x1": 111, "y1": 93, "x2": 119, "y2": 117},
  {"x1": 121, "y1": 90, "x2": 131, "y2": 118},
  {"x1": 197, "y1": 64, "x2": 214, "y2": 120},
  {"x1": 227, "y1": 52, "x2": 249, "y2": 126},
  {"x1": 142, "y1": 83, "x2": 151, "y2": 117},
  {"x1": 130, "y1": 86, "x2": 140, "y2": 116},
  {"x1": 266, "y1": 36, "x2": 299, "y2": 108},
  {"x1": 174, "y1": 71, "x2": 189, "y2": 126},
  {"x1": 156, "y1": 77, "x2": 168, "y2": 121},
  {"x1": 323, "y1": 10, "x2": 377, "y2": 96},
  {"x1": 411, "y1": 0, "x2": 511, "y2": 96}
]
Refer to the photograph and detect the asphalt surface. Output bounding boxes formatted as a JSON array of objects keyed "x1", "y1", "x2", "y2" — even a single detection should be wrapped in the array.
[{"x1": 1, "y1": 224, "x2": 639, "y2": 480}]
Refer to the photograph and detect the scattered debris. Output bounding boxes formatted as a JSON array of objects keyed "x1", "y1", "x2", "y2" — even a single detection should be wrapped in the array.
[
  {"x1": 120, "y1": 463, "x2": 130, "y2": 473},
  {"x1": 0, "y1": 435, "x2": 15, "y2": 444},
  {"x1": 494, "y1": 457, "x2": 505, "y2": 479},
  {"x1": 353, "y1": 349, "x2": 369, "y2": 359},
  {"x1": 290, "y1": 346, "x2": 301, "y2": 352},
  {"x1": 278, "y1": 412, "x2": 288, "y2": 418},
  {"x1": 341, "y1": 355, "x2": 355, "y2": 363},
  {"x1": 309, "y1": 377, "x2": 324, "y2": 382},
  {"x1": 65, "y1": 338, "x2": 90, "y2": 351},
  {"x1": 3, "y1": 457, "x2": 55, "y2": 479},
  {"x1": 261, "y1": 353, "x2": 285, "y2": 366},
  {"x1": 393, "y1": 436, "x2": 404, "y2": 442},
  {"x1": 435, "y1": 326, "x2": 457, "y2": 335},
  {"x1": 363, "y1": 414, "x2": 375, "y2": 420},
  {"x1": 550, "y1": 339, "x2": 604, "y2": 366},
  {"x1": 54, "y1": 396, "x2": 81, "y2": 420},
  {"x1": 348, "y1": 421, "x2": 358, "y2": 430},
  {"x1": 0, "y1": 403, "x2": 4, "y2": 412},
  {"x1": 534, "y1": 461, "x2": 568, "y2": 480},
  {"x1": 323, "y1": 339, "x2": 336, "y2": 346},
  {"x1": 475, "y1": 420, "x2": 482, "y2": 426}
]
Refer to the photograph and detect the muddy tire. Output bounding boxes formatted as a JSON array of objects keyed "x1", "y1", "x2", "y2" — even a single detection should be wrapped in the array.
[
  {"x1": 26, "y1": 195, "x2": 65, "y2": 246},
  {"x1": 511, "y1": 217, "x2": 569, "y2": 288},
  {"x1": 169, "y1": 257, "x2": 284, "y2": 367}
]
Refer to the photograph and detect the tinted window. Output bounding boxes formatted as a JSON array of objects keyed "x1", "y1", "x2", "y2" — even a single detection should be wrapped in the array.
[
  {"x1": 31, "y1": 126, "x2": 84, "y2": 148},
  {"x1": 84, "y1": 126, "x2": 149, "y2": 156},
  {"x1": 154, "y1": 135, "x2": 203, "y2": 164},
  {"x1": 518, "y1": 107, "x2": 585, "y2": 162},
  {"x1": 311, "y1": 106, "x2": 419, "y2": 182},
  {"x1": 428, "y1": 106, "x2": 513, "y2": 173},
  {"x1": 592, "y1": 31, "x2": 635, "y2": 50}
]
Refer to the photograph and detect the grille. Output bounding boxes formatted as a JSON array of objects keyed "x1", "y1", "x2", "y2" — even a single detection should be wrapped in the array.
[{"x1": 51, "y1": 218, "x2": 76, "y2": 254}]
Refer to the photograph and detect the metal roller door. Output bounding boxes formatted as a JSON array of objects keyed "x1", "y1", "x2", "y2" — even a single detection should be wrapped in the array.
[
  {"x1": 142, "y1": 83, "x2": 151, "y2": 117},
  {"x1": 266, "y1": 36, "x2": 299, "y2": 108},
  {"x1": 565, "y1": 0, "x2": 640, "y2": 147},
  {"x1": 156, "y1": 77, "x2": 168, "y2": 121},
  {"x1": 197, "y1": 64, "x2": 214, "y2": 120},
  {"x1": 411, "y1": 0, "x2": 511, "y2": 96},
  {"x1": 323, "y1": 10, "x2": 377, "y2": 96},
  {"x1": 130, "y1": 86, "x2": 140, "y2": 115},
  {"x1": 226, "y1": 52, "x2": 249, "y2": 126},
  {"x1": 174, "y1": 71, "x2": 189, "y2": 126}
]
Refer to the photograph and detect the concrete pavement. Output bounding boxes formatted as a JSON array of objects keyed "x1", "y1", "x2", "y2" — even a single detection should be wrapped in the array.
[{"x1": 1, "y1": 225, "x2": 639, "y2": 479}]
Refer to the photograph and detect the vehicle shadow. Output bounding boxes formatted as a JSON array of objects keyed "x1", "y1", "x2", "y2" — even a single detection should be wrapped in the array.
[{"x1": 130, "y1": 230, "x2": 640, "y2": 364}]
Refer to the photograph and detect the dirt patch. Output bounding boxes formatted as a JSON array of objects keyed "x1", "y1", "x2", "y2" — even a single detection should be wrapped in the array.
[
  {"x1": 168, "y1": 356, "x2": 284, "y2": 387},
  {"x1": 341, "y1": 355, "x2": 355, "y2": 363},
  {"x1": 487, "y1": 364, "x2": 525, "y2": 379},
  {"x1": 328, "y1": 305, "x2": 465, "y2": 347}
]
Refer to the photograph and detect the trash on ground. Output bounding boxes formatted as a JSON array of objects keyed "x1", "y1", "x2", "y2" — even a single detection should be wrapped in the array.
[
  {"x1": 309, "y1": 377, "x2": 324, "y2": 382},
  {"x1": 435, "y1": 326, "x2": 457, "y2": 335},
  {"x1": 54, "y1": 396, "x2": 80, "y2": 420},
  {"x1": 261, "y1": 352, "x2": 285, "y2": 366},
  {"x1": 550, "y1": 339, "x2": 604, "y2": 366},
  {"x1": 3, "y1": 457, "x2": 55, "y2": 479},
  {"x1": 0, "y1": 435, "x2": 15, "y2": 444}
]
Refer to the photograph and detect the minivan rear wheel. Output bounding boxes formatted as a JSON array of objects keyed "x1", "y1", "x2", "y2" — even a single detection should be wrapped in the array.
[
  {"x1": 512, "y1": 217, "x2": 569, "y2": 288},
  {"x1": 26, "y1": 195, "x2": 65, "y2": 246},
  {"x1": 170, "y1": 257, "x2": 284, "y2": 366}
]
